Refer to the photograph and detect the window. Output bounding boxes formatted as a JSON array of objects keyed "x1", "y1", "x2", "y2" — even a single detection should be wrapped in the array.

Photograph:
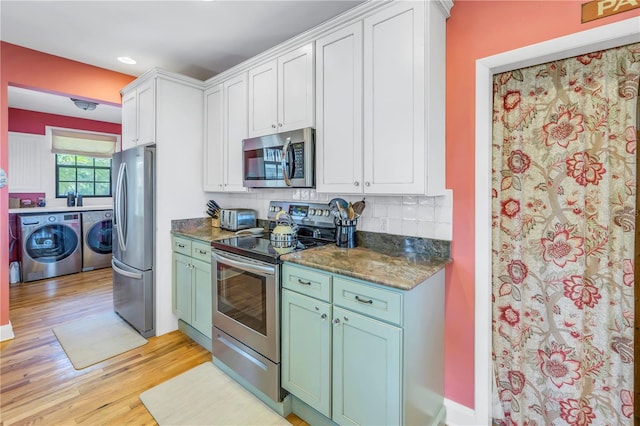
[
  {"x1": 46, "y1": 126, "x2": 120, "y2": 199},
  {"x1": 56, "y1": 155, "x2": 112, "y2": 198}
]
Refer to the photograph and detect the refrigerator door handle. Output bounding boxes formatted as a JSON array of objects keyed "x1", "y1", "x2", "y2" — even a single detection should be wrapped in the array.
[
  {"x1": 114, "y1": 162, "x2": 127, "y2": 252},
  {"x1": 111, "y1": 258, "x2": 143, "y2": 280}
]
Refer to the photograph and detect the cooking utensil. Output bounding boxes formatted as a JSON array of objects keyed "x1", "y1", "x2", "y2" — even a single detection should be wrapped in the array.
[
  {"x1": 329, "y1": 198, "x2": 350, "y2": 221},
  {"x1": 352, "y1": 197, "x2": 366, "y2": 216}
]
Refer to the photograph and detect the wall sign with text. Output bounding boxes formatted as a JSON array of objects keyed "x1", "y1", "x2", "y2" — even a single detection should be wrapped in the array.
[{"x1": 582, "y1": 0, "x2": 640, "y2": 22}]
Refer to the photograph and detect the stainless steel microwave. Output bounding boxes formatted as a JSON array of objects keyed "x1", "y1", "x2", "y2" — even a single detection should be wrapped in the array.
[{"x1": 242, "y1": 127, "x2": 315, "y2": 188}]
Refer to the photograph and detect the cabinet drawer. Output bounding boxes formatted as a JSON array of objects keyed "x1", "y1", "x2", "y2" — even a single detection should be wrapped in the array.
[
  {"x1": 191, "y1": 241, "x2": 212, "y2": 263},
  {"x1": 282, "y1": 263, "x2": 332, "y2": 302},
  {"x1": 333, "y1": 277, "x2": 402, "y2": 325},
  {"x1": 172, "y1": 236, "x2": 192, "y2": 255}
]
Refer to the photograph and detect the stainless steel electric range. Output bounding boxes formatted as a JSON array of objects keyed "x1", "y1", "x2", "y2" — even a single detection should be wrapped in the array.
[{"x1": 210, "y1": 201, "x2": 336, "y2": 402}]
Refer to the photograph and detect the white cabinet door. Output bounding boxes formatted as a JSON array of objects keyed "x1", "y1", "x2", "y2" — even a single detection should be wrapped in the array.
[
  {"x1": 363, "y1": 1, "x2": 425, "y2": 194},
  {"x1": 248, "y1": 60, "x2": 277, "y2": 137},
  {"x1": 223, "y1": 73, "x2": 248, "y2": 192},
  {"x1": 121, "y1": 90, "x2": 138, "y2": 151},
  {"x1": 247, "y1": 43, "x2": 314, "y2": 138},
  {"x1": 204, "y1": 84, "x2": 224, "y2": 191},
  {"x1": 278, "y1": 43, "x2": 315, "y2": 133},
  {"x1": 315, "y1": 22, "x2": 363, "y2": 194},
  {"x1": 136, "y1": 78, "x2": 156, "y2": 146},
  {"x1": 121, "y1": 78, "x2": 156, "y2": 150}
]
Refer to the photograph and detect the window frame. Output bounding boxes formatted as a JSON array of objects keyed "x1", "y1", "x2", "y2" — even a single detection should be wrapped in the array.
[{"x1": 55, "y1": 154, "x2": 113, "y2": 198}]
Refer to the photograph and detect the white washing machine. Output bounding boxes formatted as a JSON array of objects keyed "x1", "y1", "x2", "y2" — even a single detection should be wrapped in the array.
[
  {"x1": 81, "y1": 210, "x2": 113, "y2": 271},
  {"x1": 19, "y1": 212, "x2": 82, "y2": 282}
]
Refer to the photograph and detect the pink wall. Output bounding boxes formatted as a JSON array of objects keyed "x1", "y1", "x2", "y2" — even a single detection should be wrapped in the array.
[
  {"x1": 444, "y1": 0, "x2": 640, "y2": 408},
  {"x1": 0, "y1": 42, "x2": 135, "y2": 328},
  {"x1": 8, "y1": 108, "x2": 121, "y2": 135}
]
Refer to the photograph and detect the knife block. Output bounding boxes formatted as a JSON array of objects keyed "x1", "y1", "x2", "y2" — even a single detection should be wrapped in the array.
[{"x1": 211, "y1": 217, "x2": 220, "y2": 228}]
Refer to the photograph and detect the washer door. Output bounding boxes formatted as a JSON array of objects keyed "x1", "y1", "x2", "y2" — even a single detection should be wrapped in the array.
[
  {"x1": 25, "y1": 224, "x2": 79, "y2": 262},
  {"x1": 86, "y1": 220, "x2": 113, "y2": 254}
]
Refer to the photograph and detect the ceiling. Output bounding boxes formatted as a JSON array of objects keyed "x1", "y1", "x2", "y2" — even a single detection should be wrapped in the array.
[{"x1": 1, "y1": 0, "x2": 365, "y2": 123}]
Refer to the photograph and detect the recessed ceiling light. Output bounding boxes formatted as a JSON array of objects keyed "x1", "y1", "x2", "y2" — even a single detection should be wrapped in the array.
[{"x1": 117, "y1": 56, "x2": 137, "y2": 65}]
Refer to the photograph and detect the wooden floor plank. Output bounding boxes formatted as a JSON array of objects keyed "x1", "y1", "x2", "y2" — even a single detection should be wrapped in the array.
[{"x1": 0, "y1": 269, "x2": 306, "y2": 425}]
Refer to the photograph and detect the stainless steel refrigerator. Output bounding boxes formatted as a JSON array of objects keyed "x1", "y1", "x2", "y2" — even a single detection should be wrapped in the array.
[{"x1": 111, "y1": 145, "x2": 155, "y2": 338}]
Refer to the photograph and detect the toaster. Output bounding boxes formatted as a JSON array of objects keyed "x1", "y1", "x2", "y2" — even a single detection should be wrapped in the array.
[{"x1": 219, "y1": 208, "x2": 257, "y2": 231}]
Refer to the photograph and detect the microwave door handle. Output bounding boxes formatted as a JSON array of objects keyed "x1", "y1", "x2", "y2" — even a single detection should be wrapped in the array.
[{"x1": 281, "y1": 137, "x2": 292, "y2": 187}]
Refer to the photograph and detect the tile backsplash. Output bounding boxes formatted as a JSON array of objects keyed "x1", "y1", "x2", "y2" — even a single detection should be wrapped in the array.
[{"x1": 204, "y1": 189, "x2": 453, "y2": 241}]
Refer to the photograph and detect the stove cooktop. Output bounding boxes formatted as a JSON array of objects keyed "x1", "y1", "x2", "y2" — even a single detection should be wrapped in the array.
[
  {"x1": 211, "y1": 234, "x2": 331, "y2": 264},
  {"x1": 211, "y1": 201, "x2": 337, "y2": 264}
]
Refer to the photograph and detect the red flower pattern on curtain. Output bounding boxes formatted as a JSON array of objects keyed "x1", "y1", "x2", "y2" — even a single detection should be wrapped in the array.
[{"x1": 492, "y1": 43, "x2": 639, "y2": 425}]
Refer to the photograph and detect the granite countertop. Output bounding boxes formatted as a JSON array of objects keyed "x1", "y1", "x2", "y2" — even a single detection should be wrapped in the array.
[
  {"x1": 280, "y1": 244, "x2": 451, "y2": 291},
  {"x1": 171, "y1": 217, "x2": 240, "y2": 243},
  {"x1": 171, "y1": 217, "x2": 451, "y2": 290}
]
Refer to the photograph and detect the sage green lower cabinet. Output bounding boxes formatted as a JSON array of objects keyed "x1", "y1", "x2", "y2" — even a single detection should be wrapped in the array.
[
  {"x1": 281, "y1": 262, "x2": 446, "y2": 426},
  {"x1": 281, "y1": 289, "x2": 332, "y2": 417},
  {"x1": 332, "y1": 306, "x2": 402, "y2": 426},
  {"x1": 172, "y1": 236, "x2": 212, "y2": 342}
]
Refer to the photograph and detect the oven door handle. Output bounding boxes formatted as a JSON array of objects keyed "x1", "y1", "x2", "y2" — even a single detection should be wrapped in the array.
[{"x1": 212, "y1": 252, "x2": 275, "y2": 276}]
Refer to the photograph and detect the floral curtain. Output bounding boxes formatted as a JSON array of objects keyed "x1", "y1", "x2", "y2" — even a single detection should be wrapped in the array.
[{"x1": 492, "y1": 43, "x2": 640, "y2": 425}]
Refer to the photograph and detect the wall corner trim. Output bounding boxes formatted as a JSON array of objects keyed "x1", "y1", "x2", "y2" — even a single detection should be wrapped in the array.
[
  {"x1": 0, "y1": 321, "x2": 15, "y2": 341},
  {"x1": 444, "y1": 398, "x2": 481, "y2": 426}
]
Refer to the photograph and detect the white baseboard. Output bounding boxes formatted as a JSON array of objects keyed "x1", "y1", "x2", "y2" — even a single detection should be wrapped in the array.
[
  {"x1": 444, "y1": 398, "x2": 483, "y2": 426},
  {"x1": 0, "y1": 321, "x2": 15, "y2": 341}
]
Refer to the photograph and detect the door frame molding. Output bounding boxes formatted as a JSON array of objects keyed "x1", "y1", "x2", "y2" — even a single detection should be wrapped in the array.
[{"x1": 458, "y1": 16, "x2": 640, "y2": 426}]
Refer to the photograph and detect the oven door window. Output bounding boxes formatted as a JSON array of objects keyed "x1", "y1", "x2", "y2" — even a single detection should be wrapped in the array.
[
  {"x1": 26, "y1": 224, "x2": 78, "y2": 262},
  {"x1": 217, "y1": 263, "x2": 267, "y2": 336}
]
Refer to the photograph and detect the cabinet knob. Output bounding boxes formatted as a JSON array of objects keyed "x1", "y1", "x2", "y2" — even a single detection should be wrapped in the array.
[
  {"x1": 354, "y1": 181, "x2": 360, "y2": 187},
  {"x1": 320, "y1": 313, "x2": 327, "y2": 320},
  {"x1": 333, "y1": 318, "x2": 341, "y2": 325},
  {"x1": 272, "y1": 124, "x2": 276, "y2": 129},
  {"x1": 365, "y1": 181, "x2": 371, "y2": 187},
  {"x1": 278, "y1": 123, "x2": 283, "y2": 127}
]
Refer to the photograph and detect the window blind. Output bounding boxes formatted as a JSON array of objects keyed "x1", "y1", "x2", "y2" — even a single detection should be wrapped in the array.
[{"x1": 48, "y1": 127, "x2": 119, "y2": 158}]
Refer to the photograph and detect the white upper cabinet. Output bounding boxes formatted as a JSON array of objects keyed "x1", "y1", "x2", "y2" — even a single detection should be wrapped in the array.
[
  {"x1": 248, "y1": 43, "x2": 315, "y2": 137},
  {"x1": 203, "y1": 74, "x2": 248, "y2": 192},
  {"x1": 224, "y1": 73, "x2": 249, "y2": 192},
  {"x1": 203, "y1": 84, "x2": 224, "y2": 191},
  {"x1": 315, "y1": 22, "x2": 363, "y2": 194},
  {"x1": 316, "y1": 1, "x2": 448, "y2": 195},
  {"x1": 121, "y1": 77, "x2": 155, "y2": 150}
]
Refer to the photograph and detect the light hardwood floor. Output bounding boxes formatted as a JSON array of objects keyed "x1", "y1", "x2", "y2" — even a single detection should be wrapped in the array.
[{"x1": 0, "y1": 269, "x2": 306, "y2": 425}]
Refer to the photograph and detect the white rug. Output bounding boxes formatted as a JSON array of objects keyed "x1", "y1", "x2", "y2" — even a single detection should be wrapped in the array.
[
  {"x1": 140, "y1": 362, "x2": 291, "y2": 425},
  {"x1": 52, "y1": 311, "x2": 147, "y2": 369}
]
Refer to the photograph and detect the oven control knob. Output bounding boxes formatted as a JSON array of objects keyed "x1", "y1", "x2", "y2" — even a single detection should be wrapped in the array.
[
  {"x1": 323, "y1": 210, "x2": 330, "y2": 217},
  {"x1": 309, "y1": 208, "x2": 316, "y2": 215}
]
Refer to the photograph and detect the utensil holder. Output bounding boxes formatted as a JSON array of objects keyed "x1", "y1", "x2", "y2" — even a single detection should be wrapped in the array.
[{"x1": 335, "y1": 219, "x2": 357, "y2": 248}]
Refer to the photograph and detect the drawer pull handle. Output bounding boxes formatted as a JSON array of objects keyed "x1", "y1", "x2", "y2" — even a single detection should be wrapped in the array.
[
  {"x1": 198, "y1": 249, "x2": 207, "y2": 255},
  {"x1": 177, "y1": 243, "x2": 186, "y2": 248},
  {"x1": 355, "y1": 295, "x2": 373, "y2": 304},
  {"x1": 297, "y1": 279, "x2": 312, "y2": 286}
]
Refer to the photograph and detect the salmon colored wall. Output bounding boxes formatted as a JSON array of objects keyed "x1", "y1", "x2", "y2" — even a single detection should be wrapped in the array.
[
  {"x1": 445, "y1": 0, "x2": 640, "y2": 408},
  {"x1": 9, "y1": 108, "x2": 121, "y2": 135},
  {"x1": 0, "y1": 42, "x2": 135, "y2": 328}
]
